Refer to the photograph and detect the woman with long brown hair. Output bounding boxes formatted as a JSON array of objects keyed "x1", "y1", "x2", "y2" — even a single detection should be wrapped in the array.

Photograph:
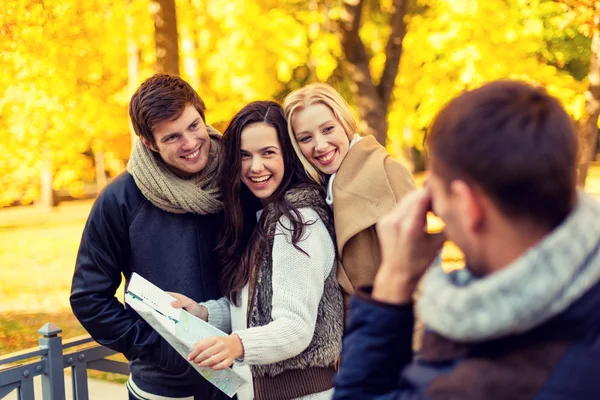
[{"x1": 171, "y1": 101, "x2": 343, "y2": 400}]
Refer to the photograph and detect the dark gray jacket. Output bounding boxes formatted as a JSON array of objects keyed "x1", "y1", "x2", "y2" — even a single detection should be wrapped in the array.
[{"x1": 71, "y1": 172, "x2": 224, "y2": 398}]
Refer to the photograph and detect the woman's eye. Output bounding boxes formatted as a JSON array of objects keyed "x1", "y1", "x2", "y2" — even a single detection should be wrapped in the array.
[
  {"x1": 190, "y1": 122, "x2": 199, "y2": 130},
  {"x1": 241, "y1": 153, "x2": 250, "y2": 159},
  {"x1": 299, "y1": 136, "x2": 311, "y2": 143},
  {"x1": 323, "y1": 126, "x2": 334, "y2": 133}
]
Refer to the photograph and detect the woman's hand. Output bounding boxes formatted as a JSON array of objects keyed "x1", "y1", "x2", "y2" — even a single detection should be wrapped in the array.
[
  {"x1": 187, "y1": 334, "x2": 244, "y2": 370},
  {"x1": 167, "y1": 292, "x2": 208, "y2": 321}
]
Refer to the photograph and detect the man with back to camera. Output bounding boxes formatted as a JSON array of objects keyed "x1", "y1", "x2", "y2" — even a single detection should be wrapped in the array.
[
  {"x1": 70, "y1": 74, "x2": 227, "y2": 400},
  {"x1": 334, "y1": 80, "x2": 600, "y2": 399}
]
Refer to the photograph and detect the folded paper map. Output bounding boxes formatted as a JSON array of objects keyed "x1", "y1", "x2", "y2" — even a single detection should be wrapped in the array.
[{"x1": 125, "y1": 273, "x2": 245, "y2": 398}]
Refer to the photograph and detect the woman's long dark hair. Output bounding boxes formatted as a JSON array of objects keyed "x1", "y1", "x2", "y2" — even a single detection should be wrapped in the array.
[{"x1": 217, "y1": 101, "x2": 321, "y2": 305}]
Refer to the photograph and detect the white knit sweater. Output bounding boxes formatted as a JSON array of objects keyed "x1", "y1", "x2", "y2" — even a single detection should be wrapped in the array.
[{"x1": 202, "y1": 207, "x2": 336, "y2": 400}]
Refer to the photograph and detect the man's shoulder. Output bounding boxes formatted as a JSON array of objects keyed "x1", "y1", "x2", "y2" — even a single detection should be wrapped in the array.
[
  {"x1": 98, "y1": 172, "x2": 141, "y2": 201},
  {"x1": 101, "y1": 171, "x2": 136, "y2": 194},
  {"x1": 91, "y1": 172, "x2": 145, "y2": 216}
]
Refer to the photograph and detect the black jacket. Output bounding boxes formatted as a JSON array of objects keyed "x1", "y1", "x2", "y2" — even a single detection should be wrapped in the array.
[{"x1": 70, "y1": 172, "x2": 224, "y2": 398}]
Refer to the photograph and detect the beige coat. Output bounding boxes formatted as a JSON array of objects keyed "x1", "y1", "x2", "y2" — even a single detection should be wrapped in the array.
[{"x1": 332, "y1": 136, "x2": 416, "y2": 307}]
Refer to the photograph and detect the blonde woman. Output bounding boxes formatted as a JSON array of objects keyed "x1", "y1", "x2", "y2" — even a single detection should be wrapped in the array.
[{"x1": 283, "y1": 83, "x2": 416, "y2": 316}]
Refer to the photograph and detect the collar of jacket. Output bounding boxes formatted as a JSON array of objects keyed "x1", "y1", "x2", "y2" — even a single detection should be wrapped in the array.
[{"x1": 331, "y1": 135, "x2": 397, "y2": 256}]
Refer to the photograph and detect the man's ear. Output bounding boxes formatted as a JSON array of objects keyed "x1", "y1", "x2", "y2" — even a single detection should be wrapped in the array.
[
  {"x1": 140, "y1": 136, "x2": 158, "y2": 152},
  {"x1": 450, "y1": 180, "x2": 484, "y2": 232}
]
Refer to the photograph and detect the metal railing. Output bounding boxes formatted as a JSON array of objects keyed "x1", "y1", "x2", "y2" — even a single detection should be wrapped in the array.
[{"x1": 0, "y1": 323, "x2": 129, "y2": 400}]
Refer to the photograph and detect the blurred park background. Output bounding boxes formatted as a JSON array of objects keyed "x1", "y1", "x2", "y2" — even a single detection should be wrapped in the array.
[{"x1": 2, "y1": 0, "x2": 600, "y2": 357}]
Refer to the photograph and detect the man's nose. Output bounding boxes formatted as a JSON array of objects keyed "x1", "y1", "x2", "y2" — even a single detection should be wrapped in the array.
[{"x1": 181, "y1": 132, "x2": 196, "y2": 149}]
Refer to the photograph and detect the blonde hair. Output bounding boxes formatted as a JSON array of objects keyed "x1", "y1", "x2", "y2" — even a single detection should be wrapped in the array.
[{"x1": 282, "y1": 83, "x2": 358, "y2": 184}]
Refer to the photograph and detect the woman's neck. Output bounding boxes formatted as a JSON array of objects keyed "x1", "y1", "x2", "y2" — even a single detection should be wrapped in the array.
[{"x1": 260, "y1": 196, "x2": 274, "y2": 207}]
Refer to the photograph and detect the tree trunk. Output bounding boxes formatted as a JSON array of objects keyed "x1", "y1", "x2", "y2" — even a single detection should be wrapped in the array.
[
  {"x1": 578, "y1": 18, "x2": 600, "y2": 186},
  {"x1": 180, "y1": 24, "x2": 199, "y2": 88},
  {"x1": 95, "y1": 151, "x2": 107, "y2": 192},
  {"x1": 151, "y1": 0, "x2": 179, "y2": 75},
  {"x1": 39, "y1": 150, "x2": 56, "y2": 208},
  {"x1": 339, "y1": 0, "x2": 408, "y2": 146}
]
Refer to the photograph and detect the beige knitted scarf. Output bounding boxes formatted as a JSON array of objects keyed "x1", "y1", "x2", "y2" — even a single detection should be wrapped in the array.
[{"x1": 126, "y1": 127, "x2": 223, "y2": 215}]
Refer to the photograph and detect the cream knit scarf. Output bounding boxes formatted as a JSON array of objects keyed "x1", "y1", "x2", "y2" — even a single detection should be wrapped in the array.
[
  {"x1": 126, "y1": 127, "x2": 223, "y2": 215},
  {"x1": 418, "y1": 192, "x2": 600, "y2": 342}
]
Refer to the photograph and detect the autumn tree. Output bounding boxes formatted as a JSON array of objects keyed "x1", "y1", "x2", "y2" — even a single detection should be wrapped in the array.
[
  {"x1": 151, "y1": 0, "x2": 179, "y2": 74},
  {"x1": 582, "y1": 21, "x2": 600, "y2": 185},
  {"x1": 339, "y1": 0, "x2": 409, "y2": 145},
  {"x1": 556, "y1": 0, "x2": 600, "y2": 185},
  {"x1": 381, "y1": 0, "x2": 587, "y2": 166},
  {"x1": 175, "y1": 0, "x2": 310, "y2": 124},
  {"x1": 0, "y1": 0, "x2": 594, "y2": 207},
  {"x1": 0, "y1": 0, "x2": 132, "y2": 206}
]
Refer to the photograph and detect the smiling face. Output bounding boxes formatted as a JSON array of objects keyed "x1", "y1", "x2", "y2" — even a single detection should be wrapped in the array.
[
  {"x1": 240, "y1": 122, "x2": 285, "y2": 204},
  {"x1": 291, "y1": 103, "x2": 350, "y2": 176},
  {"x1": 141, "y1": 104, "x2": 211, "y2": 178}
]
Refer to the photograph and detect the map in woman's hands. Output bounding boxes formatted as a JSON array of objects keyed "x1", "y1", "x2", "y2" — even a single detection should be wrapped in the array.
[{"x1": 125, "y1": 272, "x2": 246, "y2": 398}]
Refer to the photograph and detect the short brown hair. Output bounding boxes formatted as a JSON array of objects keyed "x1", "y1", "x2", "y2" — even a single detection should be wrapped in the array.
[
  {"x1": 129, "y1": 74, "x2": 206, "y2": 147},
  {"x1": 427, "y1": 80, "x2": 578, "y2": 229}
]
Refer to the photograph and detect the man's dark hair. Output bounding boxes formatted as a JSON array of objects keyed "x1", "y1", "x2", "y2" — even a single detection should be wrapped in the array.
[
  {"x1": 129, "y1": 74, "x2": 206, "y2": 147},
  {"x1": 426, "y1": 80, "x2": 578, "y2": 229}
]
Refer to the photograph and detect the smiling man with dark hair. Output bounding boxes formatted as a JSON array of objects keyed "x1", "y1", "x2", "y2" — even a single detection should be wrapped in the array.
[
  {"x1": 334, "y1": 80, "x2": 600, "y2": 400},
  {"x1": 71, "y1": 74, "x2": 226, "y2": 400}
]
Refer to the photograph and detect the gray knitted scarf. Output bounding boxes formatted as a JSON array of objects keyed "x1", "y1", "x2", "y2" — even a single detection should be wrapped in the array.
[
  {"x1": 418, "y1": 192, "x2": 600, "y2": 342},
  {"x1": 126, "y1": 127, "x2": 223, "y2": 215}
]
